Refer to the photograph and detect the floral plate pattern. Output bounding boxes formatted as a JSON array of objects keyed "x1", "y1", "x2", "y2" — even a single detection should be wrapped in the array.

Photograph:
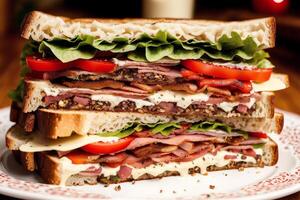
[{"x1": 0, "y1": 107, "x2": 299, "y2": 200}]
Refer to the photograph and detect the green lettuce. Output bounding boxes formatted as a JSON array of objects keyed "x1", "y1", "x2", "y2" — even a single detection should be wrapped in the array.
[
  {"x1": 37, "y1": 31, "x2": 272, "y2": 68},
  {"x1": 97, "y1": 121, "x2": 249, "y2": 138},
  {"x1": 190, "y1": 121, "x2": 232, "y2": 133},
  {"x1": 97, "y1": 122, "x2": 181, "y2": 138}
]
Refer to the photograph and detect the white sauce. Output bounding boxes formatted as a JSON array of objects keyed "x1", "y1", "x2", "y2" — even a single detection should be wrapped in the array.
[
  {"x1": 92, "y1": 90, "x2": 210, "y2": 109},
  {"x1": 60, "y1": 149, "x2": 261, "y2": 185},
  {"x1": 217, "y1": 97, "x2": 256, "y2": 112},
  {"x1": 60, "y1": 157, "x2": 99, "y2": 186},
  {"x1": 148, "y1": 90, "x2": 210, "y2": 109},
  {"x1": 91, "y1": 94, "x2": 154, "y2": 108}
]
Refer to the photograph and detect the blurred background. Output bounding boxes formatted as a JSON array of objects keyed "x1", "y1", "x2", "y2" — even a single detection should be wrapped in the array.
[{"x1": 0, "y1": 0, "x2": 300, "y2": 114}]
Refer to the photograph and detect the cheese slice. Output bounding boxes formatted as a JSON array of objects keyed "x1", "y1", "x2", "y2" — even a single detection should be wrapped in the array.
[
  {"x1": 252, "y1": 74, "x2": 288, "y2": 92},
  {"x1": 9, "y1": 126, "x2": 119, "y2": 152}
]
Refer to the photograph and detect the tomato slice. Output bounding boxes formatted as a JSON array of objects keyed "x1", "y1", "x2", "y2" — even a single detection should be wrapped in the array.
[
  {"x1": 181, "y1": 60, "x2": 272, "y2": 82},
  {"x1": 74, "y1": 59, "x2": 116, "y2": 73},
  {"x1": 198, "y1": 79, "x2": 252, "y2": 93},
  {"x1": 65, "y1": 150, "x2": 96, "y2": 164},
  {"x1": 26, "y1": 56, "x2": 70, "y2": 72},
  {"x1": 180, "y1": 69, "x2": 202, "y2": 80},
  {"x1": 81, "y1": 137, "x2": 134, "y2": 154},
  {"x1": 249, "y1": 132, "x2": 268, "y2": 139},
  {"x1": 26, "y1": 56, "x2": 116, "y2": 73}
]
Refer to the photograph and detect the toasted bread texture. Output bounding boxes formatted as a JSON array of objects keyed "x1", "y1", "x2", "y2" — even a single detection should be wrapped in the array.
[
  {"x1": 22, "y1": 79, "x2": 278, "y2": 116},
  {"x1": 35, "y1": 108, "x2": 284, "y2": 139},
  {"x1": 21, "y1": 11, "x2": 275, "y2": 48},
  {"x1": 9, "y1": 140, "x2": 278, "y2": 185}
]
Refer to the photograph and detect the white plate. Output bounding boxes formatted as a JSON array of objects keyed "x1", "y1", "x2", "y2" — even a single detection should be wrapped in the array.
[{"x1": 0, "y1": 107, "x2": 300, "y2": 200}]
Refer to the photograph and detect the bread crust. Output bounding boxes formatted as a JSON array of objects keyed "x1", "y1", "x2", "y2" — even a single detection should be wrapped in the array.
[
  {"x1": 21, "y1": 11, "x2": 275, "y2": 48},
  {"x1": 11, "y1": 138, "x2": 278, "y2": 185}
]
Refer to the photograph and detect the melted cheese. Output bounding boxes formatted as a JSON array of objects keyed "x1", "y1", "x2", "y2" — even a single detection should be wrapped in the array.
[
  {"x1": 148, "y1": 90, "x2": 209, "y2": 109},
  {"x1": 252, "y1": 75, "x2": 287, "y2": 92},
  {"x1": 60, "y1": 149, "x2": 261, "y2": 185},
  {"x1": 92, "y1": 90, "x2": 210, "y2": 109},
  {"x1": 217, "y1": 97, "x2": 256, "y2": 112},
  {"x1": 91, "y1": 94, "x2": 154, "y2": 108},
  {"x1": 60, "y1": 157, "x2": 99, "y2": 186},
  {"x1": 19, "y1": 134, "x2": 119, "y2": 152}
]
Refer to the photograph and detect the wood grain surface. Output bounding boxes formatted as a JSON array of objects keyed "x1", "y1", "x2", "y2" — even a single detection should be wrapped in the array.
[{"x1": 0, "y1": 36, "x2": 299, "y2": 200}]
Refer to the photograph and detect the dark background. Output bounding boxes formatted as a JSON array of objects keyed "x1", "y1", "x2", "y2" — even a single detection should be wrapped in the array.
[{"x1": 0, "y1": 0, "x2": 299, "y2": 200}]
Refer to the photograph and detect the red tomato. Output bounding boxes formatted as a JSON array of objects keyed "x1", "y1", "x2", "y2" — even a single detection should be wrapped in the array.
[
  {"x1": 180, "y1": 69, "x2": 202, "y2": 80},
  {"x1": 81, "y1": 137, "x2": 135, "y2": 154},
  {"x1": 26, "y1": 56, "x2": 70, "y2": 72},
  {"x1": 198, "y1": 79, "x2": 252, "y2": 93},
  {"x1": 181, "y1": 60, "x2": 272, "y2": 82},
  {"x1": 26, "y1": 56, "x2": 116, "y2": 73},
  {"x1": 249, "y1": 132, "x2": 268, "y2": 139},
  {"x1": 74, "y1": 59, "x2": 116, "y2": 73},
  {"x1": 65, "y1": 150, "x2": 95, "y2": 164}
]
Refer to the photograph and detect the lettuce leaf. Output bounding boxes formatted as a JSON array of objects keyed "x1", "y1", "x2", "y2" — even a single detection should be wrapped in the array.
[
  {"x1": 190, "y1": 121, "x2": 232, "y2": 133},
  {"x1": 97, "y1": 122, "x2": 181, "y2": 138},
  {"x1": 37, "y1": 31, "x2": 272, "y2": 68},
  {"x1": 96, "y1": 121, "x2": 248, "y2": 138}
]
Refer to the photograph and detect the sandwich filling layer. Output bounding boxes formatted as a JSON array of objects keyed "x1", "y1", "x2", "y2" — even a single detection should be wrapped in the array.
[{"x1": 60, "y1": 149, "x2": 262, "y2": 186}]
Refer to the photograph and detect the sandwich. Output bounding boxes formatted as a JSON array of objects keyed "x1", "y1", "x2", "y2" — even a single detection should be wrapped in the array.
[{"x1": 6, "y1": 11, "x2": 288, "y2": 186}]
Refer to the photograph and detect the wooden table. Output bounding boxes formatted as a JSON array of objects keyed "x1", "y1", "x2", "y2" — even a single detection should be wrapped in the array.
[{"x1": 0, "y1": 36, "x2": 299, "y2": 200}]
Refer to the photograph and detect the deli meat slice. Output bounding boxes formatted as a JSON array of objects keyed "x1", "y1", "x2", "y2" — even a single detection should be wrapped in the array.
[
  {"x1": 125, "y1": 135, "x2": 222, "y2": 150},
  {"x1": 239, "y1": 138, "x2": 267, "y2": 145},
  {"x1": 113, "y1": 58, "x2": 180, "y2": 68}
]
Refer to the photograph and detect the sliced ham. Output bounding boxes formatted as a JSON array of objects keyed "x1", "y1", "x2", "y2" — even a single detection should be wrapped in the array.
[
  {"x1": 73, "y1": 96, "x2": 90, "y2": 106},
  {"x1": 151, "y1": 154, "x2": 180, "y2": 163},
  {"x1": 222, "y1": 145, "x2": 254, "y2": 151},
  {"x1": 98, "y1": 152, "x2": 128, "y2": 163},
  {"x1": 117, "y1": 166, "x2": 132, "y2": 179},
  {"x1": 236, "y1": 104, "x2": 248, "y2": 113},
  {"x1": 172, "y1": 149, "x2": 189, "y2": 157},
  {"x1": 224, "y1": 155, "x2": 237, "y2": 160},
  {"x1": 125, "y1": 135, "x2": 221, "y2": 150},
  {"x1": 79, "y1": 166, "x2": 102, "y2": 177},
  {"x1": 179, "y1": 142, "x2": 194, "y2": 153},
  {"x1": 239, "y1": 138, "x2": 267, "y2": 145},
  {"x1": 180, "y1": 146, "x2": 213, "y2": 162},
  {"x1": 157, "y1": 102, "x2": 175, "y2": 113},
  {"x1": 44, "y1": 93, "x2": 74, "y2": 106},
  {"x1": 60, "y1": 88, "x2": 149, "y2": 99}
]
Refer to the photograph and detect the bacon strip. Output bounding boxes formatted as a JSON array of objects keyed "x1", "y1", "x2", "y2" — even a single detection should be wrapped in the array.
[{"x1": 62, "y1": 80, "x2": 124, "y2": 90}]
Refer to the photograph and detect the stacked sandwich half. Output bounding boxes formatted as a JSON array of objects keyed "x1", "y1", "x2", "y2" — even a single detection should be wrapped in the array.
[{"x1": 6, "y1": 11, "x2": 289, "y2": 186}]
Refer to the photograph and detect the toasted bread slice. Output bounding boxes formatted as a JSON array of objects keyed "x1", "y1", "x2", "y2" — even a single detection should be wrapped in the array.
[
  {"x1": 22, "y1": 11, "x2": 275, "y2": 49},
  {"x1": 9, "y1": 140, "x2": 278, "y2": 186},
  {"x1": 22, "y1": 79, "x2": 277, "y2": 117},
  {"x1": 34, "y1": 108, "x2": 283, "y2": 139},
  {"x1": 6, "y1": 124, "x2": 279, "y2": 185}
]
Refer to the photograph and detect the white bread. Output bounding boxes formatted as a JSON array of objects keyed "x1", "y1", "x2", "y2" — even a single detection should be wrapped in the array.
[
  {"x1": 21, "y1": 11, "x2": 275, "y2": 48},
  {"x1": 35, "y1": 109, "x2": 283, "y2": 139},
  {"x1": 8, "y1": 139, "x2": 278, "y2": 185},
  {"x1": 22, "y1": 79, "x2": 279, "y2": 118}
]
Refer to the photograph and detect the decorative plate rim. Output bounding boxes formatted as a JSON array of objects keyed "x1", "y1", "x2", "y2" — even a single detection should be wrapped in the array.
[{"x1": 0, "y1": 107, "x2": 300, "y2": 200}]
